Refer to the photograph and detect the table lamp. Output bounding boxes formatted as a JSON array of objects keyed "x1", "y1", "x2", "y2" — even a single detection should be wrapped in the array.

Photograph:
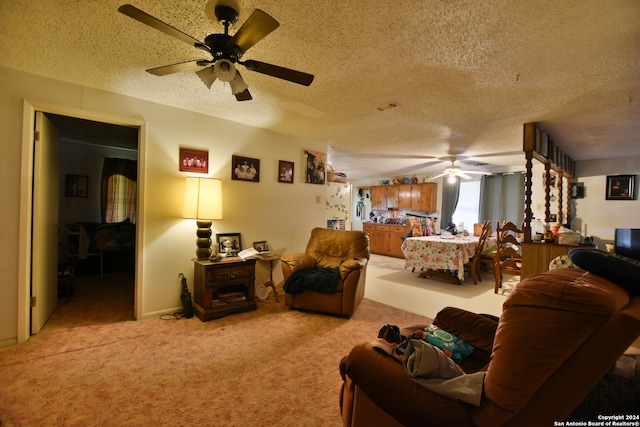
[{"x1": 183, "y1": 177, "x2": 222, "y2": 259}]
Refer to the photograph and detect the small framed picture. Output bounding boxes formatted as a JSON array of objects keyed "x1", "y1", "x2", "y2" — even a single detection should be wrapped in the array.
[
  {"x1": 253, "y1": 241, "x2": 268, "y2": 252},
  {"x1": 278, "y1": 160, "x2": 294, "y2": 183},
  {"x1": 606, "y1": 175, "x2": 636, "y2": 200},
  {"x1": 179, "y1": 147, "x2": 208, "y2": 173},
  {"x1": 216, "y1": 233, "x2": 242, "y2": 256},
  {"x1": 232, "y1": 155, "x2": 260, "y2": 182},
  {"x1": 65, "y1": 175, "x2": 88, "y2": 198}
]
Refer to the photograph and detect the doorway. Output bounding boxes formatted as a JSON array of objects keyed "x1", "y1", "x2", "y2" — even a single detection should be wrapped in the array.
[
  {"x1": 47, "y1": 113, "x2": 139, "y2": 328},
  {"x1": 18, "y1": 100, "x2": 146, "y2": 342}
]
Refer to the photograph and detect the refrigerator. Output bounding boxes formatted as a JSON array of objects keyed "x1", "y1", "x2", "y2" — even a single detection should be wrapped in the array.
[{"x1": 326, "y1": 181, "x2": 351, "y2": 230}]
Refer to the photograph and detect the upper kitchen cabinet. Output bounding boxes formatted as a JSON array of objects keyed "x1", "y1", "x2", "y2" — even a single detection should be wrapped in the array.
[
  {"x1": 373, "y1": 183, "x2": 436, "y2": 212},
  {"x1": 371, "y1": 185, "x2": 399, "y2": 210},
  {"x1": 411, "y1": 183, "x2": 437, "y2": 212}
]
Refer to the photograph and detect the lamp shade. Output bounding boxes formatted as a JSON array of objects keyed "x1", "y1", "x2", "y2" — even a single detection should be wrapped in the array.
[{"x1": 183, "y1": 177, "x2": 222, "y2": 220}]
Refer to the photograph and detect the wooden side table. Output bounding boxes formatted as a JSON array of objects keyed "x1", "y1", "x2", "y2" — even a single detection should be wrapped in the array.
[
  {"x1": 192, "y1": 257, "x2": 257, "y2": 321},
  {"x1": 257, "y1": 254, "x2": 281, "y2": 302}
]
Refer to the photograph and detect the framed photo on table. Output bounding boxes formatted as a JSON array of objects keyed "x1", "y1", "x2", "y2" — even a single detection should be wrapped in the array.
[
  {"x1": 606, "y1": 175, "x2": 636, "y2": 200},
  {"x1": 216, "y1": 233, "x2": 242, "y2": 256},
  {"x1": 253, "y1": 241, "x2": 268, "y2": 252}
]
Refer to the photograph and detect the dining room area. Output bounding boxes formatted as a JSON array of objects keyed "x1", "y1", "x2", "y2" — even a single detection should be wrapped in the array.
[{"x1": 401, "y1": 220, "x2": 495, "y2": 284}]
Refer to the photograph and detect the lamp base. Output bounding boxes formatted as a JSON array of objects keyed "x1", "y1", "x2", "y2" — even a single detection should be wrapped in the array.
[{"x1": 195, "y1": 220, "x2": 213, "y2": 260}]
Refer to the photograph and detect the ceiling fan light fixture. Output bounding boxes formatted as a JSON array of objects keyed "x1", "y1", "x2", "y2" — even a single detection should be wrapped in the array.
[
  {"x1": 196, "y1": 66, "x2": 218, "y2": 89},
  {"x1": 447, "y1": 174, "x2": 457, "y2": 183},
  {"x1": 229, "y1": 72, "x2": 248, "y2": 95},
  {"x1": 214, "y1": 59, "x2": 237, "y2": 82}
]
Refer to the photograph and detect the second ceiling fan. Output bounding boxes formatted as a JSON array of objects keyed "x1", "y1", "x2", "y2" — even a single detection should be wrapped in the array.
[
  {"x1": 430, "y1": 157, "x2": 492, "y2": 182},
  {"x1": 118, "y1": 1, "x2": 314, "y2": 101}
]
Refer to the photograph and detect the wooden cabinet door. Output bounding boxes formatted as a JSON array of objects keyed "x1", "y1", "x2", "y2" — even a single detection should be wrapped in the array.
[
  {"x1": 398, "y1": 185, "x2": 412, "y2": 209},
  {"x1": 389, "y1": 225, "x2": 410, "y2": 257},
  {"x1": 410, "y1": 184, "x2": 423, "y2": 211},
  {"x1": 374, "y1": 225, "x2": 390, "y2": 255},
  {"x1": 413, "y1": 183, "x2": 437, "y2": 212},
  {"x1": 386, "y1": 186, "x2": 399, "y2": 209},
  {"x1": 371, "y1": 186, "x2": 387, "y2": 210}
]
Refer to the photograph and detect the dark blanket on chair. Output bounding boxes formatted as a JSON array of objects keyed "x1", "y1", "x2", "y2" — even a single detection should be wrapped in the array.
[{"x1": 283, "y1": 267, "x2": 341, "y2": 295}]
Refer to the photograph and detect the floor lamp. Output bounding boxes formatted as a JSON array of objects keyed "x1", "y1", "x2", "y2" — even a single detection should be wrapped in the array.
[{"x1": 183, "y1": 177, "x2": 223, "y2": 259}]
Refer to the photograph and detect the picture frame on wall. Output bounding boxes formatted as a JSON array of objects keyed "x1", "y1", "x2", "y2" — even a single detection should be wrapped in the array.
[
  {"x1": 232, "y1": 155, "x2": 260, "y2": 182},
  {"x1": 303, "y1": 149, "x2": 327, "y2": 184},
  {"x1": 216, "y1": 233, "x2": 242, "y2": 256},
  {"x1": 606, "y1": 175, "x2": 636, "y2": 200},
  {"x1": 278, "y1": 160, "x2": 294, "y2": 183},
  {"x1": 179, "y1": 147, "x2": 208, "y2": 173},
  {"x1": 65, "y1": 175, "x2": 88, "y2": 198}
]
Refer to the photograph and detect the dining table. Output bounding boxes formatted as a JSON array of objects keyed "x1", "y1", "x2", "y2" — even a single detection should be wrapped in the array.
[{"x1": 401, "y1": 234, "x2": 495, "y2": 285}]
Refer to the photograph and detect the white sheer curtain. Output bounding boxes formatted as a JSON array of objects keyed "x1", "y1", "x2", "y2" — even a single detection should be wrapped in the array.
[{"x1": 479, "y1": 173, "x2": 525, "y2": 227}]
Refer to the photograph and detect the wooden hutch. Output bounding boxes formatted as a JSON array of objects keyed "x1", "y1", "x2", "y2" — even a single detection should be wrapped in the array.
[{"x1": 521, "y1": 122, "x2": 577, "y2": 279}]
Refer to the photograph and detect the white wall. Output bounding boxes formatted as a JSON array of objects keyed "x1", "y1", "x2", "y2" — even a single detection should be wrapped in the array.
[
  {"x1": 0, "y1": 66, "x2": 327, "y2": 344},
  {"x1": 573, "y1": 157, "x2": 640, "y2": 247}
]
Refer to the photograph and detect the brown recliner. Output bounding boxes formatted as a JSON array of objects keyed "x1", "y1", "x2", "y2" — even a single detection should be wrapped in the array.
[
  {"x1": 281, "y1": 227, "x2": 370, "y2": 316},
  {"x1": 339, "y1": 267, "x2": 640, "y2": 426}
]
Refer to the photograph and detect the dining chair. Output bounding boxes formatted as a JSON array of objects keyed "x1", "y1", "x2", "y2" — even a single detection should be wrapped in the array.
[
  {"x1": 464, "y1": 220, "x2": 491, "y2": 284},
  {"x1": 493, "y1": 220, "x2": 523, "y2": 293}
]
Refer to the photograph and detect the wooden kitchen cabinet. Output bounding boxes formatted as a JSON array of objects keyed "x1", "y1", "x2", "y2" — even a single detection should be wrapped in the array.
[
  {"x1": 412, "y1": 183, "x2": 437, "y2": 212},
  {"x1": 371, "y1": 183, "x2": 437, "y2": 212},
  {"x1": 371, "y1": 186, "x2": 387, "y2": 210},
  {"x1": 389, "y1": 225, "x2": 410, "y2": 257},
  {"x1": 398, "y1": 185, "x2": 412, "y2": 209},
  {"x1": 520, "y1": 242, "x2": 575, "y2": 279},
  {"x1": 373, "y1": 225, "x2": 390, "y2": 254},
  {"x1": 363, "y1": 223, "x2": 409, "y2": 258}
]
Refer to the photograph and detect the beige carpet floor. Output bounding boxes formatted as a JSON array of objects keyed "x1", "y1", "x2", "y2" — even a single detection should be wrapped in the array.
[{"x1": 0, "y1": 271, "x2": 434, "y2": 426}]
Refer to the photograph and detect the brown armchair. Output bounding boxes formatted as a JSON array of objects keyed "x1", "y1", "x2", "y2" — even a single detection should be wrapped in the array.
[
  {"x1": 340, "y1": 267, "x2": 640, "y2": 426},
  {"x1": 281, "y1": 227, "x2": 370, "y2": 317}
]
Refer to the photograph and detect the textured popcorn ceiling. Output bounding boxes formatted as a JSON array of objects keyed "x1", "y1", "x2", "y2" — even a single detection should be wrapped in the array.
[{"x1": 1, "y1": 0, "x2": 639, "y2": 179}]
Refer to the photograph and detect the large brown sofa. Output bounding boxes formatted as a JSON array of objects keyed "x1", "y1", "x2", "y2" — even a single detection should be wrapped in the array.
[
  {"x1": 339, "y1": 267, "x2": 640, "y2": 426},
  {"x1": 281, "y1": 227, "x2": 370, "y2": 317}
]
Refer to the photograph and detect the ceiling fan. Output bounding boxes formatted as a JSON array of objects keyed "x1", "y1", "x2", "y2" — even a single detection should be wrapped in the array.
[
  {"x1": 118, "y1": 1, "x2": 314, "y2": 101},
  {"x1": 430, "y1": 156, "x2": 492, "y2": 182}
]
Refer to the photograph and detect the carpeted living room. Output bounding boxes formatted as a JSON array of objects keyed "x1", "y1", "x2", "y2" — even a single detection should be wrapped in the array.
[
  {"x1": 0, "y1": 254, "x2": 510, "y2": 426},
  {"x1": 2, "y1": 250, "x2": 640, "y2": 425}
]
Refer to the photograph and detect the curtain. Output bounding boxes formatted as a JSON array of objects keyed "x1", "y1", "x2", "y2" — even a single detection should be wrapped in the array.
[
  {"x1": 479, "y1": 173, "x2": 525, "y2": 227},
  {"x1": 440, "y1": 177, "x2": 460, "y2": 231},
  {"x1": 101, "y1": 158, "x2": 137, "y2": 223}
]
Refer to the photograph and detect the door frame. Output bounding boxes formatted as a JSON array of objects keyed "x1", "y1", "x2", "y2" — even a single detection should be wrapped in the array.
[{"x1": 18, "y1": 99, "x2": 147, "y2": 343}]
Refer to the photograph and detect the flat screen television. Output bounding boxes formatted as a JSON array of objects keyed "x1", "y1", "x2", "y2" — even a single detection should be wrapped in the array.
[{"x1": 614, "y1": 228, "x2": 640, "y2": 261}]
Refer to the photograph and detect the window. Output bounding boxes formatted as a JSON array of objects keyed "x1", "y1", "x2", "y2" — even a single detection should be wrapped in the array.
[
  {"x1": 105, "y1": 174, "x2": 136, "y2": 223},
  {"x1": 451, "y1": 180, "x2": 480, "y2": 233},
  {"x1": 101, "y1": 158, "x2": 137, "y2": 223}
]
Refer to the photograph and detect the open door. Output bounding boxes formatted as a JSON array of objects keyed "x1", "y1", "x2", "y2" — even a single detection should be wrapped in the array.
[{"x1": 31, "y1": 111, "x2": 60, "y2": 334}]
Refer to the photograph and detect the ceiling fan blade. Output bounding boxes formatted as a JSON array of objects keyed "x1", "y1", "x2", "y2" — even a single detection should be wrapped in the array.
[
  {"x1": 242, "y1": 60, "x2": 314, "y2": 86},
  {"x1": 118, "y1": 4, "x2": 203, "y2": 48},
  {"x1": 429, "y1": 172, "x2": 448, "y2": 180},
  {"x1": 461, "y1": 171, "x2": 492, "y2": 175},
  {"x1": 147, "y1": 60, "x2": 204, "y2": 76},
  {"x1": 235, "y1": 89, "x2": 252, "y2": 101},
  {"x1": 456, "y1": 171, "x2": 473, "y2": 180},
  {"x1": 196, "y1": 66, "x2": 217, "y2": 88},
  {"x1": 227, "y1": 9, "x2": 279, "y2": 54}
]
